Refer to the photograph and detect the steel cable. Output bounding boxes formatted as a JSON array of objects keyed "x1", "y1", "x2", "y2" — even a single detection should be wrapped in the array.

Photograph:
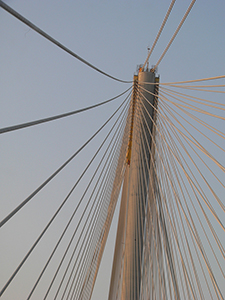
[
  {"x1": 0, "y1": 1, "x2": 131, "y2": 83},
  {"x1": 26, "y1": 98, "x2": 129, "y2": 300},
  {"x1": 0, "y1": 87, "x2": 132, "y2": 135},
  {"x1": 0, "y1": 92, "x2": 131, "y2": 229},
  {"x1": 153, "y1": 0, "x2": 196, "y2": 71},
  {"x1": 0, "y1": 94, "x2": 130, "y2": 298},
  {"x1": 142, "y1": 0, "x2": 176, "y2": 69}
]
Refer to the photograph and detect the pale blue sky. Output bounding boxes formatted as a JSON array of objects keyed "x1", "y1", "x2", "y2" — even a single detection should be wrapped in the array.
[{"x1": 0, "y1": 1, "x2": 224, "y2": 299}]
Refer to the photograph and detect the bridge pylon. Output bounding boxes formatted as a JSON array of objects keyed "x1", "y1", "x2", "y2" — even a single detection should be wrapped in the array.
[{"x1": 108, "y1": 68, "x2": 160, "y2": 300}]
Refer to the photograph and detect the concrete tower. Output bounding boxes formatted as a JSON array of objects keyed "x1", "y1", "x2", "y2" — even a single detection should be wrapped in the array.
[{"x1": 108, "y1": 68, "x2": 159, "y2": 300}]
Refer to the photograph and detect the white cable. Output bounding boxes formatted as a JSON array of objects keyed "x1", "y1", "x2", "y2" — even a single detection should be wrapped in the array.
[
  {"x1": 142, "y1": 0, "x2": 176, "y2": 69},
  {"x1": 153, "y1": 0, "x2": 196, "y2": 70}
]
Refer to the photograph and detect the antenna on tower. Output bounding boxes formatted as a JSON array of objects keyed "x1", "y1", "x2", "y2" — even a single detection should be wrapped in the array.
[{"x1": 146, "y1": 47, "x2": 150, "y2": 70}]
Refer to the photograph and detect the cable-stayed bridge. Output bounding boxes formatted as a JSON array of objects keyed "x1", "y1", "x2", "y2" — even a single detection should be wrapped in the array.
[{"x1": 0, "y1": 1, "x2": 224, "y2": 299}]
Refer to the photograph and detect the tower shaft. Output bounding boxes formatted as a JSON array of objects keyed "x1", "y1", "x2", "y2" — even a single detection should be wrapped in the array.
[{"x1": 109, "y1": 69, "x2": 158, "y2": 300}]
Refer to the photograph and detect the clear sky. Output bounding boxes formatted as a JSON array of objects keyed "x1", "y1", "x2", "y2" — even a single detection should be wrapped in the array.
[{"x1": 0, "y1": 1, "x2": 224, "y2": 299}]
